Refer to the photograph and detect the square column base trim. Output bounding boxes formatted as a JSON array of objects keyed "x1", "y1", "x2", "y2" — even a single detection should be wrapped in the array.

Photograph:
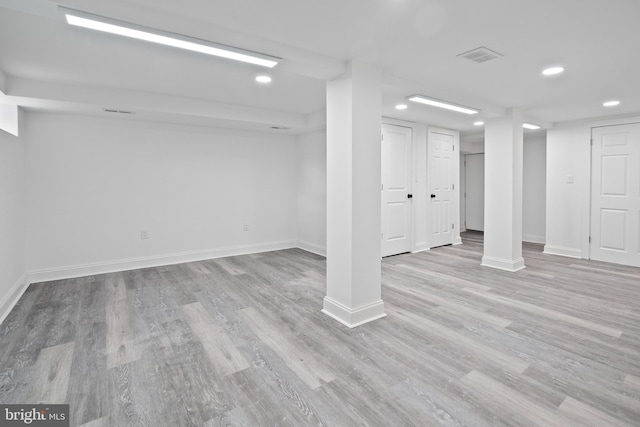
[
  {"x1": 322, "y1": 297, "x2": 386, "y2": 328},
  {"x1": 481, "y1": 256, "x2": 526, "y2": 272}
]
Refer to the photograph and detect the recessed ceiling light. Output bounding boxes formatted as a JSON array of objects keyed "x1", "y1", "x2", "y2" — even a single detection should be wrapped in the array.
[
  {"x1": 542, "y1": 66, "x2": 564, "y2": 76},
  {"x1": 523, "y1": 123, "x2": 541, "y2": 130},
  {"x1": 603, "y1": 100, "x2": 620, "y2": 107},
  {"x1": 395, "y1": 104, "x2": 408, "y2": 110},
  {"x1": 408, "y1": 95, "x2": 479, "y2": 115},
  {"x1": 473, "y1": 121, "x2": 484, "y2": 126},
  {"x1": 60, "y1": 7, "x2": 280, "y2": 68},
  {"x1": 255, "y1": 75, "x2": 272, "y2": 84}
]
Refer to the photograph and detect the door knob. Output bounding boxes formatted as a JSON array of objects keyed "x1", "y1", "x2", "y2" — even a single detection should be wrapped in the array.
[
  {"x1": 407, "y1": 194, "x2": 413, "y2": 199},
  {"x1": 430, "y1": 194, "x2": 436, "y2": 198}
]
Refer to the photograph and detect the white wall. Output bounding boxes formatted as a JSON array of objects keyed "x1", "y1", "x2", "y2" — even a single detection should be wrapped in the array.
[
  {"x1": 523, "y1": 133, "x2": 546, "y2": 243},
  {"x1": 0, "y1": 108, "x2": 27, "y2": 323},
  {"x1": 25, "y1": 113, "x2": 298, "y2": 280},
  {"x1": 545, "y1": 123, "x2": 589, "y2": 258},
  {"x1": 296, "y1": 130, "x2": 327, "y2": 255}
]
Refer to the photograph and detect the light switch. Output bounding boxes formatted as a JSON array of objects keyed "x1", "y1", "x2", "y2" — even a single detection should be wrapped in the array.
[{"x1": 566, "y1": 174, "x2": 574, "y2": 184}]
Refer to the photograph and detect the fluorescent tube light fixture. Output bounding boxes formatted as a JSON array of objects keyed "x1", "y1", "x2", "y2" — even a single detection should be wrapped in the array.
[
  {"x1": 523, "y1": 123, "x2": 541, "y2": 130},
  {"x1": 603, "y1": 100, "x2": 620, "y2": 107},
  {"x1": 408, "y1": 95, "x2": 479, "y2": 115},
  {"x1": 60, "y1": 7, "x2": 280, "y2": 68}
]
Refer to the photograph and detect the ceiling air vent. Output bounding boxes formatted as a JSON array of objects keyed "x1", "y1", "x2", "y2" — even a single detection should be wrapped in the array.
[{"x1": 457, "y1": 46, "x2": 503, "y2": 63}]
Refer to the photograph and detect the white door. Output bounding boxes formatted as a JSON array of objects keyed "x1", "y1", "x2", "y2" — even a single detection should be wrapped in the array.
[
  {"x1": 381, "y1": 124, "x2": 412, "y2": 257},
  {"x1": 429, "y1": 130, "x2": 455, "y2": 248},
  {"x1": 591, "y1": 123, "x2": 640, "y2": 267},
  {"x1": 465, "y1": 154, "x2": 485, "y2": 231}
]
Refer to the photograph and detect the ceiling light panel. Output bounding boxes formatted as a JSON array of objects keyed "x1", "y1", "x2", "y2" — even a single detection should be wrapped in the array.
[
  {"x1": 408, "y1": 95, "x2": 479, "y2": 115},
  {"x1": 603, "y1": 100, "x2": 620, "y2": 107},
  {"x1": 60, "y1": 7, "x2": 280, "y2": 68}
]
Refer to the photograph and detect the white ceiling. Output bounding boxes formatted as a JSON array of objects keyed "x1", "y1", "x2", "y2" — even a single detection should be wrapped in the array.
[{"x1": 1, "y1": 0, "x2": 640, "y2": 135}]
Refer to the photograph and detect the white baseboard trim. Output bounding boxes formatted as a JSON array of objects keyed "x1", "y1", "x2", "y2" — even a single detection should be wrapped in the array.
[
  {"x1": 543, "y1": 245, "x2": 583, "y2": 259},
  {"x1": 296, "y1": 240, "x2": 326, "y2": 257},
  {"x1": 481, "y1": 256, "x2": 526, "y2": 272},
  {"x1": 523, "y1": 235, "x2": 546, "y2": 244},
  {"x1": 322, "y1": 297, "x2": 386, "y2": 328},
  {"x1": 453, "y1": 235, "x2": 463, "y2": 246},
  {"x1": 411, "y1": 242, "x2": 431, "y2": 254},
  {"x1": 28, "y1": 240, "x2": 298, "y2": 284},
  {"x1": 0, "y1": 273, "x2": 29, "y2": 326},
  {"x1": 411, "y1": 246, "x2": 431, "y2": 254}
]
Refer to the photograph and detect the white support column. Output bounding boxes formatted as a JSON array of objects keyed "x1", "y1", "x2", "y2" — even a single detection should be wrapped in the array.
[
  {"x1": 322, "y1": 61, "x2": 386, "y2": 328},
  {"x1": 482, "y1": 109, "x2": 525, "y2": 272}
]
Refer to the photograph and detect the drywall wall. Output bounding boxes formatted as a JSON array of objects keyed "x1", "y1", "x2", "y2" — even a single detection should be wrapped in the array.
[
  {"x1": 0, "y1": 108, "x2": 27, "y2": 323},
  {"x1": 25, "y1": 113, "x2": 298, "y2": 280},
  {"x1": 296, "y1": 130, "x2": 326, "y2": 255},
  {"x1": 545, "y1": 123, "x2": 589, "y2": 258},
  {"x1": 523, "y1": 133, "x2": 546, "y2": 243}
]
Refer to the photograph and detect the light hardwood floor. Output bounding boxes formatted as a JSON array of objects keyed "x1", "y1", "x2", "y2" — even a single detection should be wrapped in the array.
[{"x1": 1, "y1": 232, "x2": 639, "y2": 426}]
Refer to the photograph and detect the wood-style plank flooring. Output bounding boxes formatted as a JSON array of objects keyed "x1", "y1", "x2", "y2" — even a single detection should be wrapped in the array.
[{"x1": 1, "y1": 231, "x2": 639, "y2": 426}]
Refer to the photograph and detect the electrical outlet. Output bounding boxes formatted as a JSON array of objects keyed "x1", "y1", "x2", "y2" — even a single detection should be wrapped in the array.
[
  {"x1": 243, "y1": 224, "x2": 249, "y2": 232},
  {"x1": 141, "y1": 230, "x2": 149, "y2": 240}
]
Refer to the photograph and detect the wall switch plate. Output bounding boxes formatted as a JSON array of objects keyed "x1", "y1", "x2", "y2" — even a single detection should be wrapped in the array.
[
  {"x1": 243, "y1": 224, "x2": 249, "y2": 232},
  {"x1": 141, "y1": 230, "x2": 149, "y2": 239},
  {"x1": 566, "y1": 174, "x2": 574, "y2": 184}
]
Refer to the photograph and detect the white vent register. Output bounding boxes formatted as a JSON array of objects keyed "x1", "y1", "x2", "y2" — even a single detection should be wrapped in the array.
[{"x1": 457, "y1": 46, "x2": 503, "y2": 63}]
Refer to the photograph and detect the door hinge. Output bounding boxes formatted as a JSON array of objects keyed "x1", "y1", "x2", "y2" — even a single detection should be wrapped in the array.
[
  {"x1": 381, "y1": 232, "x2": 384, "y2": 240},
  {"x1": 453, "y1": 145, "x2": 455, "y2": 151},
  {"x1": 451, "y1": 224, "x2": 454, "y2": 230},
  {"x1": 590, "y1": 138, "x2": 593, "y2": 146},
  {"x1": 589, "y1": 236, "x2": 591, "y2": 243},
  {"x1": 381, "y1": 183, "x2": 384, "y2": 190},
  {"x1": 381, "y1": 133, "x2": 384, "y2": 141},
  {"x1": 452, "y1": 184, "x2": 455, "y2": 190}
]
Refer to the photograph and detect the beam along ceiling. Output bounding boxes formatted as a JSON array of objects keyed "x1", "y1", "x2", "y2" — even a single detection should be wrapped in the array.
[{"x1": 1, "y1": 0, "x2": 639, "y2": 134}]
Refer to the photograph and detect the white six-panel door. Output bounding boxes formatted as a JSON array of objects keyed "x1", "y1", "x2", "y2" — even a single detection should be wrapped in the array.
[
  {"x1": 381, "y1": 124, "x2": 412, "y2": 257},
  {"x1": 591, "y1": 123, "x2": 640, "y2": 267},
  {"x1": 429, "y1": 130, "x2": 455, "y2": 248}
]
